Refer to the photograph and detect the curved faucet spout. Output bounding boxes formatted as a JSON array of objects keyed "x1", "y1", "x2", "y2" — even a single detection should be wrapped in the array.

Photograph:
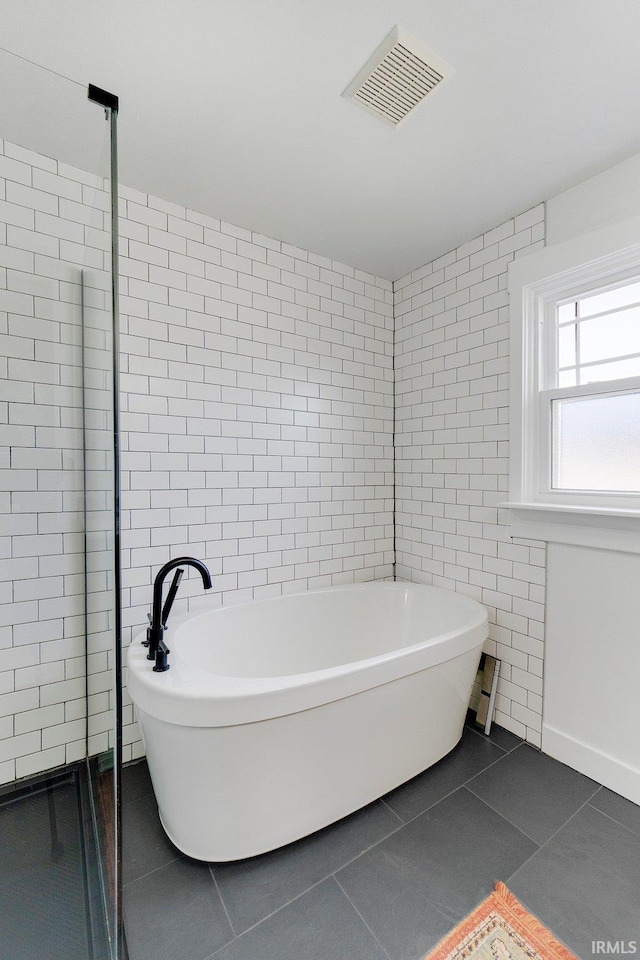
[{"x1": 147, "y1": 557, "x2": 212, "y2": 668}]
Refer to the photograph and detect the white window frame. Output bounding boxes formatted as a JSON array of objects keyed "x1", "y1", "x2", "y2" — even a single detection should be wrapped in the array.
[{"x1": 506, "y1": 215, "x2": 640, "y2": 552}]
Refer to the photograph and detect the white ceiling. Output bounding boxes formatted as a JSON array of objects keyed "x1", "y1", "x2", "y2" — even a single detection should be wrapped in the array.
[{"x1": 2, "y1": 0, "x2": 640, "y2": 280}]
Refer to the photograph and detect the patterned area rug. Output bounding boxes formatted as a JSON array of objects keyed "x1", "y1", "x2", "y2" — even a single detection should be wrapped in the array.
[{"x1": 423, "y1": 882, "x2": 578, "y2": 960}]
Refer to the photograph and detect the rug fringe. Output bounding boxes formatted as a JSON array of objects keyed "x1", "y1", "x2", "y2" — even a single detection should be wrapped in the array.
[{"x1": 421, "y1": 882, "x2": 579, "y2": 960}]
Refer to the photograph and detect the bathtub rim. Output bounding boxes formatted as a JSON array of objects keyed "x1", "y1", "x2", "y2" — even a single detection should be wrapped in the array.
[{"x1": 127, "y1": 581, "x2": 488, "y2": 728}]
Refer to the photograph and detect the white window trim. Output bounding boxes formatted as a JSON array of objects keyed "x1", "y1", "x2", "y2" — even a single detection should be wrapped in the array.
[{"x1": 505, "y1": 213, "x2": 640, "y2": 553}]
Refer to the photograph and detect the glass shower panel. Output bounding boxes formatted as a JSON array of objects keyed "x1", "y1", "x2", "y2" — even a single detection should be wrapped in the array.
[
  {"x1": 0, "y1": 49, "x2": 120, "y2": 958},
  {"x1": 82, "y1": 125, "x2": 121, "y2": 957}
]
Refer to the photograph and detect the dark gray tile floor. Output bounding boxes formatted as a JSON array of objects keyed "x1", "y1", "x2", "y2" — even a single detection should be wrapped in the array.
[
  {"x1": 122, "y1": 722, "x2": 640, "y2": 960},
  {"x1": 0, "y1": 767, "x2": 108, "y2": 960}
]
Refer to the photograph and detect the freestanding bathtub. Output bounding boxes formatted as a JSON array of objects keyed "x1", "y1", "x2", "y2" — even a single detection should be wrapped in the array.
[{"x1": 127, "y1": 581, "x2": 488, "y2": 861}]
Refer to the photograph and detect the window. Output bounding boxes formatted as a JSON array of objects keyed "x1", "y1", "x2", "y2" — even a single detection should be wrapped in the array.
[
  {"x1": 541, "y1": 279, "x2": 640, "y2": 504},
  {"x1": 507, "y1": 220, "x2": 640, "y2": 547}
]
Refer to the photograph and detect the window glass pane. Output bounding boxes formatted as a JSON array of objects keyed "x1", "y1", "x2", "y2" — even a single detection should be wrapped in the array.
[
  {"x1": 578, "y1": 279, "x2": 640, "y2": 319},
  {"x1": 558, "y1": 302, "x2": 577, "y2": 323},
  {"x1": 579, "y1": 306, "x2": 640, "y2": 365},
  {"x1": 558, "y1": 370, "x2": 577, "y2": 387},
  {"x1": 558, "y1": 324, "x2": 576, "y2": 368},
  {"x1": 552, "y1": 391, "x2": 640, "y2": 492},
  {"x1": 579, "y1": 356, "x2": 640, "y2": 384}
]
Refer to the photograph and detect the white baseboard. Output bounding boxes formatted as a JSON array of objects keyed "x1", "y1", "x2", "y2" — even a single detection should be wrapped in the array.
[{"x1": 542, "y1": 724, "x2": 640, "y2": 806}]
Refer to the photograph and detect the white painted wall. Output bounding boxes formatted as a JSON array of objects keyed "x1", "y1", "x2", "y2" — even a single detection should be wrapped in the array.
[
  {"x1": 544, "y1": 544, "x2": 640, "y2": 804},
  {"x1": 533, "y1": 149, "x2": 640, "y2": 803},
  {"x1": 546, "y1": 149, "x2": 640, "y2": 246}
]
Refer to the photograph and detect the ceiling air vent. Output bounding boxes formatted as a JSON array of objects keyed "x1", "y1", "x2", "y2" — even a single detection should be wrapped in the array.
[{"x1": 343, "y1": 26, "x2": 454, "y2": 127}]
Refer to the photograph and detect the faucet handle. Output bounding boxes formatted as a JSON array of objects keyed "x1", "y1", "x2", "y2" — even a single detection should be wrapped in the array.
[
  {"x1": 142, "y1": 611, "x2": 152, "y2": 646},
  {"x1": 162, "y1": 568, "x2": 184, "y2": 628}
]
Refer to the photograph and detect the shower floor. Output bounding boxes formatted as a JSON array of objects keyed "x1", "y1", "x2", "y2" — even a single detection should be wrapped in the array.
[
  {"x1": 0, "y1": 764, "x2": 111, "y2": 960},
  {"x1": 123, "y1": 718, "x2": 640, "y2": 960}
]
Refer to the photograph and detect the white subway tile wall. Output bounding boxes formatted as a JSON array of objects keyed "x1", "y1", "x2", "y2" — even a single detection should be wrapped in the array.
[
  {"x1": 394, "y1": 206, "x2": 546, "y2": 744},
  {"x1": 118, "y1": 188, "x2": 395, "y2": 760},
  {"x1": 0, "y1": 137, "x2": 115, "y2": 782},
  {"x1": 1, "y1": 133, "x2": 546, "y2": 775},
  {"x1": 0, "y1": 138, "x2": 394, "y2": 776},
  {"x1": 0, "y1": 150, "x2": 393, "y2": 781}
]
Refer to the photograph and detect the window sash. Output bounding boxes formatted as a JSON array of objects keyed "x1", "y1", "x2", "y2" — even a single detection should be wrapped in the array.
[
  {"x1": 538, "y1": 378, "x2": 640, "y2": 506},
  {"x1": 555, "y1": 300, "x2": 640, "y2": 386}
]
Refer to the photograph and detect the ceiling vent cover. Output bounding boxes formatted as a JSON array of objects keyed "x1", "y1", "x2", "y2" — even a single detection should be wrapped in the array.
[{"x1": 343, "y1": 26, "x2": 453, "y2": 127}]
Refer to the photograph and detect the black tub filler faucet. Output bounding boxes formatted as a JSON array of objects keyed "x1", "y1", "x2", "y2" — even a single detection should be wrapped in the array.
[{"x1": 145, "y1": 557, "x2": 212, "y2": 672}]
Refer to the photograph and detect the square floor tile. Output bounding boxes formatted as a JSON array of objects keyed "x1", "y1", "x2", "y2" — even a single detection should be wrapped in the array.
[
  {"x1": 466, "y1": 744, "x2": 600, "y2": 844},
  {"x1": 211, "y1": 878, "x2": 388, "y2": 960},
  {"x1": 508, "y1": 803, "x2": 640, "y2": 958},
  {"x1": 212, "y1": 798, "x2": 400, "y2": 933},
  {"x1": 382, "y1": 726, "x2": 506, "y2": 823},
  {"x1": 337, "y1": 787, "x2": 538, "y2": 960},
  {"x1": 124, "y1": 857, "x2": 233, "y2": 960}
]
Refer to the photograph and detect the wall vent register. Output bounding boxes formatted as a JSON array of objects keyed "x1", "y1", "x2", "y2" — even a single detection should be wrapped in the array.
[{"x1": 343, "y1": 26, "x2": 454, "y2": 126}]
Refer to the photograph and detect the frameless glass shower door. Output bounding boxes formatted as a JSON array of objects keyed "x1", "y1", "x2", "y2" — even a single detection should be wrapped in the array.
[{"x1": 0, "y1": 49, "x2": 121, "y2": 958}]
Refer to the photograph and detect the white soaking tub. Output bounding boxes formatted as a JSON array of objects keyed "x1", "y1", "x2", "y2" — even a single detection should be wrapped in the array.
[{"x1": 127, "y1": 581, "x2": 488, "y2": 861}]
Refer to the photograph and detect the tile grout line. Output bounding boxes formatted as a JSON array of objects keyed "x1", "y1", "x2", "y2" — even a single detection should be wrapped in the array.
[
  {"x1": 205, "y1": 874, "x2": 394, "y2": 960},
  {"x1": 465, "y1": 722, "x2": 521, "y2": 753},
  {"x1": 379, "y1": 795, "x2": 406, "y2": 824},
  {"x1": 361, "y1": 774, "x2": 549, "y2": 952},
  {"x1": 390, "y1": 741, "x2": 521, "y2": 831},
  {"x1": 206, "y1": 876, "x2": 332, "y2": 955},
  {"x1": 459, "y1": 784, "x2": 544, "y2": 848},
  {"x1": 333, "y1": 873, "x2": 394, "y2": 960},
  {"x1": 585, "y1": 797, "x2": 640, "y2": 843},
  {"x1": 505, "y1": 784, "x2": 605, "y2": 884},
  {"x1": 122, "y1": 851, "x2": 182, "y2": 888},
  {"x1": 208, "y1": 864, "x2": 238, "y2": 940},
  {"x1": 205, "y1": 811, "x2": 412, "y2": 949}
]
